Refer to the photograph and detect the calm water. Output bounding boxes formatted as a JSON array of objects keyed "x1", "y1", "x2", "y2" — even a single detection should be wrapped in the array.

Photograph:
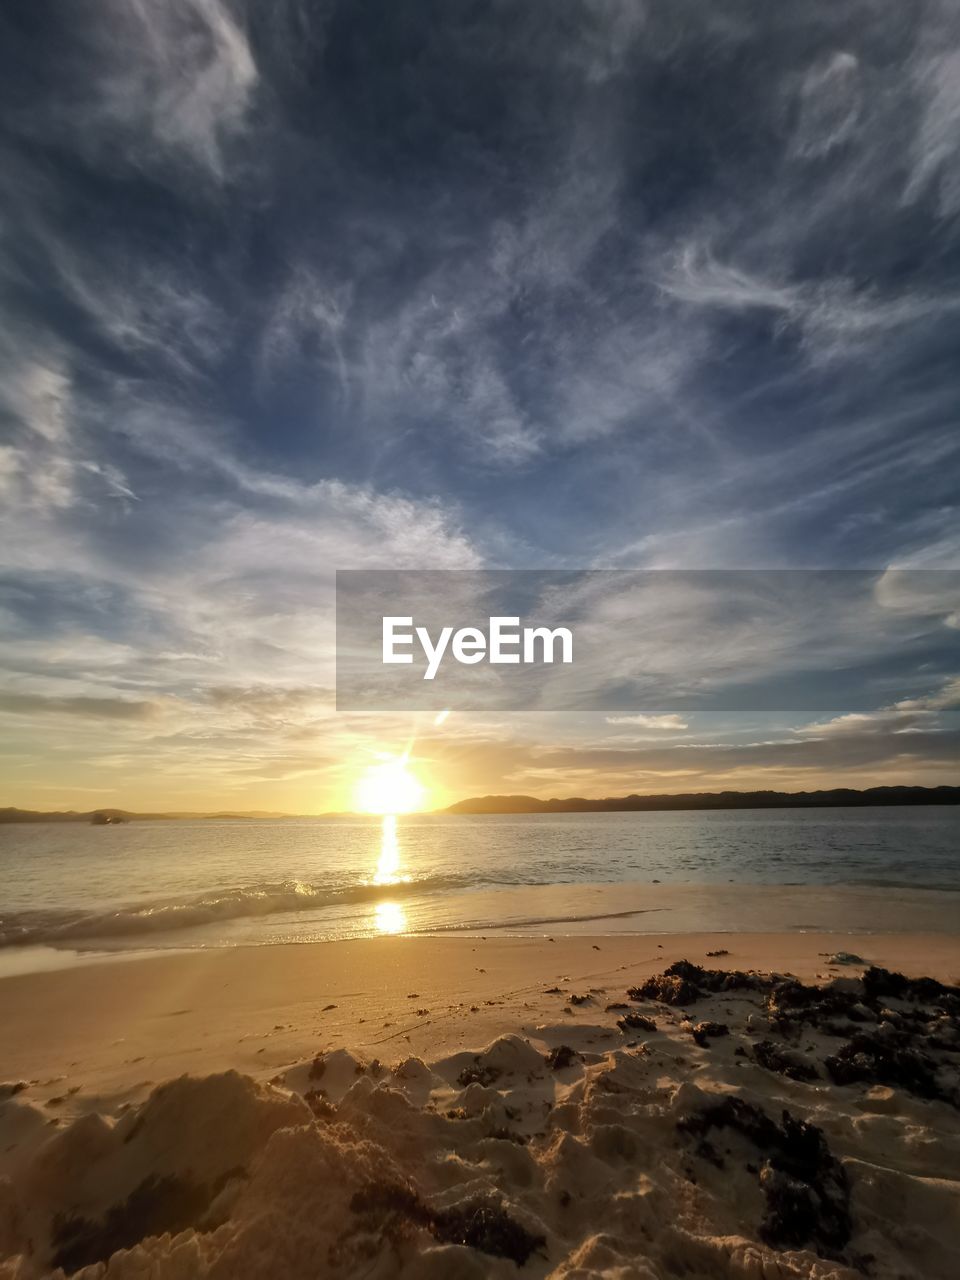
[{"x1": 0, "y1": 807, "x2": 958, "y2": 955}]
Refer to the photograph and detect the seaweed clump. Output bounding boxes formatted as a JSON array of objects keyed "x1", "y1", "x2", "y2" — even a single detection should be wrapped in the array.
[
  {"x1": 350, "y1": 1182, "x2": 545, "y2": 1265},
  {"x1": 764, "y1": 979, "x2": 871, "y2": 1032},
  {"x1": 544, "y1": 1045, "x2": 579, "y2": 1070},
  {"x1": 691, "y1": 1020, "x2": 729, "y2": 1048},
  {"x1": 617, "y1": 1012, "x2": 657, "y2": 1033},
  {"x1": 862, "y1": 966, "x2": 960, "y2": 1012},
  {"x1": 678, "y1": 1098, "x2": 850, "y2": 1257},
  {"x1": 825, "y1": 1032, "x2": 956, "y2": 1105},
  {"x1": 629, "y1": 960, "x2": 763, "y2": 1006},
  {"x1": 457, "y1": 1060, "x2": 502, "y2": 1088}
]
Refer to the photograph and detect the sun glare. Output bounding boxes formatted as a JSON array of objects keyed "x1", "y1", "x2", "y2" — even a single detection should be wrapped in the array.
[
  {"x1": 354, "y1": 758, "x2": 426, "y2": 815},
  {"x1": 374, "y1": 900, "x2": 407, "y2": 934}
]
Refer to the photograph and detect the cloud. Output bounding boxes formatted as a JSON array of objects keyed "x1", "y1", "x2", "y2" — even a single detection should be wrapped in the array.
[
  {"x1": 905, "y1": 45, "x2": 960, "y2": 216},
  {"x1": 0, "y1": 692, "x2": 159, "y2": 720},
  {"x1": 795, "y1": 674, "x2": 960, "y2": 738},
  {"x1": 657, "y1": 242, "x2": 960, "y2": 366},
  {"x1": 2, "y1": 358, "x2": 70, "y2": 444},
  {"x1": 74, "y1": 0, "x2": 259, "y2": 179},
  {"x1": 0, "y1": 333, "x2": 136, "y2": 518},
  {"x1": 605, "y1": 714, "x2": 688, "y2": 730},
  {"x1": 791, "y1": 51, "x2": 862, "y2": 159}
]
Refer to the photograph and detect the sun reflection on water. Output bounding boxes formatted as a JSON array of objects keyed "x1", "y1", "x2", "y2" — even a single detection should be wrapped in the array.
[
  {"x1": 374, "y1": 900, "x2": 407, "y2": 934},
  {"x1": 374, "y1": 814, "x2": 402, "y2": 885},
  {"x1": 372, "y1": 815, "x2": 409, "y2": 933}
]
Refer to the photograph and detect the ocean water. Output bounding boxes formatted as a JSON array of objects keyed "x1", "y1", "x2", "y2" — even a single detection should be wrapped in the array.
[{"x1": 1, "y1": 807, "x2": 958, "y2": 962}]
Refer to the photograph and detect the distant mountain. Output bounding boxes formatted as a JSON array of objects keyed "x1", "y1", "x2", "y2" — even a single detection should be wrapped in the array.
[
  {"x1": 446, "y1": 786, "x2": 960, "y2": 814},
  {"x1": 0, "y1": 807, "x2": 293, "y2": 824}
]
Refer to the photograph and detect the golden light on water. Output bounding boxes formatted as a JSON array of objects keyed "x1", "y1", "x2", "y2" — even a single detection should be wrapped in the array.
[
  {"x1": 374, "y1": 813, "x2": 402, "y2": 885},
  {"x1": 372, "y1": 812, "x2": 410, "y2": 934},
  {"x1": 372, "y1": 816, "x2": 409, "y2": 930},
  {"x1": 355, "y1": 752, "x2": 425, "y2": 937},
  {"x1": 374, "y1": 900, "x2": 407, "y2": 934}
]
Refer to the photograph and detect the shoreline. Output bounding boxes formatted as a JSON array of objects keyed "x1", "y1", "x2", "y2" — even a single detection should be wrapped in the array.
[{"x1": 3, "y1": 881, "x2": 959, "y2": 965}]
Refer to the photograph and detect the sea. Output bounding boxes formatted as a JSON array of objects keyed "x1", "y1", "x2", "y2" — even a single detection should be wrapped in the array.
[{"x1": 1, "y1": 807, "x2": 959, "y2": 973}]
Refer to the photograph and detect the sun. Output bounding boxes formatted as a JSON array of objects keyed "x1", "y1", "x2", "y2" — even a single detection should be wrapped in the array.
[{"x1": 354, "y1": 757, "x2": 427, "y2": 815}]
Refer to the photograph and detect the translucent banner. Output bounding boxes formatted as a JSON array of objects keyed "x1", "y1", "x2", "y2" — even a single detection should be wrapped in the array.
[{"x1": 335, "y1": 569, "x2": 960, "y2": 712}]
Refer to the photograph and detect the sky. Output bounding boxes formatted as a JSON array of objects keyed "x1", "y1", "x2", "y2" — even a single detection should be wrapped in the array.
[{"x1": 1, "y1": 0, "x2": 958, "y2": 812}]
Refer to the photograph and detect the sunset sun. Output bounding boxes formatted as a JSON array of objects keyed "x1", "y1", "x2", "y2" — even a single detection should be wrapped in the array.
[{"x1": 354, "y1": 758, "x2": 427, "y2": 815}]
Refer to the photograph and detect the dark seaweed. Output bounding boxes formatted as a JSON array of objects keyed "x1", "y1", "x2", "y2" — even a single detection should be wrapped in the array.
[
  {"x1": 350, "y1": 1182, "x2": 545, "y2": 1265},
  {"x1": 691, "y1": 1021, "x2": 729, "y2": 1047},
  {"x1": 629, "y1": 960, "x2": 764, "y2": 1006},
  {"x1": 825, "y1": 1032, "x2": 956, "y2": 1105},
  {"x1": 457, "y1": 1060, "x2": 502, "y2": 1088},
  {"x1": 678, "y1": 1099, "x2": 850, "y2": 1257},
  {"x1": 861, "y1": 966, "x2": 960, "y2": 1013},
  {"x1": 544, "y1": 1045, "x2": 579, "y2": 1070},
  {"x1": 617, "y1": 1012, "x2": 657, "y2": 1033}
]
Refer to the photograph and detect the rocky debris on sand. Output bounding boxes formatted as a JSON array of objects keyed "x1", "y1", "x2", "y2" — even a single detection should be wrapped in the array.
[
  {"x1": 350, "y1": 1182, "x2": 546, "y2": 1265},
  {"x1": 764, "y1": 978, "x2": 874, "y2": 1032},
  {"x1": 616, "y1": 1011, "x2": 657, "y2": 1033},
  {"x1": 629, "y1": 960, "x2": 764, "y2": 1006},
  {"x1": 457, "y1": 1060, "x2": 502, "y2": 1088},
  {"x1": 304, "y1": 1090, "x2": 336, "y2": 1118},
  {"x1": 678, "y1": 1098, "x2": 851, "y2": 1258},
  {"x1": 753, "y1": 965, "x2": 960, "y2": 1103},
  {"x1": 862, "y1": 966, "x2": 960, "y2": 1013},
  {"x1": 706, "y1": 949, "x2": 730, "y2": 957},
  {"x1": 825, "y1": 1031, "x2": 957, "y2": 1105},
  {"x1": 753, "y1": 1040, "x2": 820, "y2": 1082},
  {"x1": 544, "y1": 1045, "x2": 579, "y2": 1070},
  {"x1": 569, "y1": 994, "x2": 591, "y2": 1005},
  {"x1": 691, "y1": 1021, "x2": 729, "y2": 1048}
]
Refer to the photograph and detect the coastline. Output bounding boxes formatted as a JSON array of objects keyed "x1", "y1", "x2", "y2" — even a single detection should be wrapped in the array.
[{"x1": 3, "y1": 880, "x2": 960, "y2": 961}]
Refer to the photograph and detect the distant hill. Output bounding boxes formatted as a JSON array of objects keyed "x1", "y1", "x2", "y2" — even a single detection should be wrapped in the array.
[
  {"x1": 0, "y1": 807, "x2": 293, "y2": 824},
  {"x1": 446, "y1": 786, "x2": 960, "y2": 815}
]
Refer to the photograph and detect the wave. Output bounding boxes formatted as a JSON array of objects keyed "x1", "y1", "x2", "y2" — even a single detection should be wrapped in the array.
[
  {"x1": 414, "y1": 906, "x2": 666, "y2": 934},
  {"x1": 0, "y1": 876, "x2": 469, "y2": 948}
]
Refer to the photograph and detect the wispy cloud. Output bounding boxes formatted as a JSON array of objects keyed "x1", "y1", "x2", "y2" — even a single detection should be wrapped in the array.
[
  {"x1": 605, "y1": 714, "x2": 689, "y2": 731},
  {"x1": 63, "y1": 0, "x2": 258, "y2": 179}
]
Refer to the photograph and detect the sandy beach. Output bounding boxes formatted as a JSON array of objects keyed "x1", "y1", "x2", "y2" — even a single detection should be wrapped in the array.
[{"x1": 2, "y1": 929, "x2": 958, "y2": 1278}]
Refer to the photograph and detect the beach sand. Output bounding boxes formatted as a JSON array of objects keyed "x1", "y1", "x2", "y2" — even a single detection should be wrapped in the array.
[{"x1": 1, "y1": 931, "x2": 959, "y2": 1278}]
